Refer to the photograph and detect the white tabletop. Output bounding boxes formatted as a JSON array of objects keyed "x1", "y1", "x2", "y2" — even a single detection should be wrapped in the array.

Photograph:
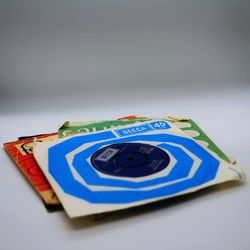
[{"x1": 1, "y1": 87, "x2": 249, "y2": 250}]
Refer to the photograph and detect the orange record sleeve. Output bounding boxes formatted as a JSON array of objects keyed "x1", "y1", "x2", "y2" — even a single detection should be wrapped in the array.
[{"x1": 4, "y1": 133, "x2": 61, "y2": 209}]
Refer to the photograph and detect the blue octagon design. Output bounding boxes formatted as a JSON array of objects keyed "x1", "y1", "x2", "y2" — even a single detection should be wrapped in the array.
[{"x1": 48, "y1": 131, "x2": 220, "y2": 204}]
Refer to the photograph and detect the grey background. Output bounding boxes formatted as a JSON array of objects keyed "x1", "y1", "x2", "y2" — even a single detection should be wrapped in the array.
[
  {"x1": 0, "y1": 0, "x2": 249, "y2": 113},
  {"x1": 0, "y1": 1, "x2": 250, "y2": 250}
]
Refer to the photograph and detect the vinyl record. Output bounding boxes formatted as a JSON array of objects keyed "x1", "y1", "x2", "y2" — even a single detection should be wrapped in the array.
[
  {"x1": 90, "y1": 142, "x2": 170, "y2": 178},
  {"x1": 33, "y1": 119, "x2": 244, "y2": 218}
]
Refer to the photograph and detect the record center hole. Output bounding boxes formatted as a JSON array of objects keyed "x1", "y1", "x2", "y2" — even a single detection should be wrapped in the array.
[{"x1": 127, "y1": 157, "x2": 134, "y2": 161}]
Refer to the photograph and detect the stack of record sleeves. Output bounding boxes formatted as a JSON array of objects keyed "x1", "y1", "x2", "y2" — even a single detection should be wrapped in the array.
[{"x1": 4, "y1": 115, "x2": 246, "y2": 218}]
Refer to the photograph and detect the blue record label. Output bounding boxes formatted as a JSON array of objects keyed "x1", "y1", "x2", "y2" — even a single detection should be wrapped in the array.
[{"x1": 91, "y1": 143, "x2": 170, "y2": 178}]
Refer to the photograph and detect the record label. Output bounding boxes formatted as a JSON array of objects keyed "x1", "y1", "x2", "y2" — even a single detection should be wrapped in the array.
[{"x1": 90, "y1": 143, "x2": 170, "y2": 178}]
